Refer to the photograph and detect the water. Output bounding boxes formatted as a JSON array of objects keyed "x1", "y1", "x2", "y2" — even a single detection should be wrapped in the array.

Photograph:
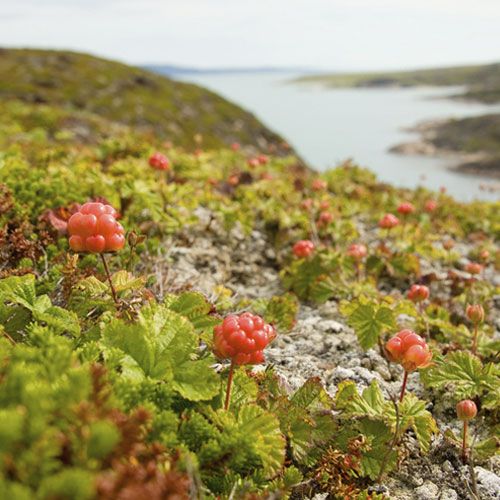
[{"x1": 176, "y1": 72, "x2": 500, "y2": 201}]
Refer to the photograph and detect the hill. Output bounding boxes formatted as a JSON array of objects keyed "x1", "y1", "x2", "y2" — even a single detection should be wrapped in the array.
[
  {"x1": 0, "y1": 48, "x2": 288, "y2": 151},
  {"x1": 293, "y1": 62, "x2": 500, "y2": 103}
]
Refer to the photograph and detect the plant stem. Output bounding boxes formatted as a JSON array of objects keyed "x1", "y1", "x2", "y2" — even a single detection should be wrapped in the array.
[
  {"x1": 419, "y1": 302, "x2": 429, "y2": 338},
  {"x1": 100, "y1": 253, "x2": 119, "y2": 306},
  {"x1": 224, "y1": 360, "x2": 235, "y2": 411},
  {"x1": 471, "y1": 324, "x2": 479, "y2": 355},
  {"x1": 462, "y1": 421, "x2": 468, "y2": 464},
  {"x1": 399, "y1": 370, "x2": 409, "y2": 402}
]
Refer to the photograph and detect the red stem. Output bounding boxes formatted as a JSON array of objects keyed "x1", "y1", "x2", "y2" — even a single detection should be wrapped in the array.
[
  {"x1": 100, "y1": 253, "x2": 119, "y2": 306},
  {"x1": 224, "y1": 360, "x2": 235, "y2": 411},
  {"x1": 399, "y1": 371, "x2": 409, "y2": 402},
  {"x1": 472, "y1": 324, "x2": 478, "y2": 355},
  {"x1": 462, "y1": 421, "x2": 468, "y2": 463}
]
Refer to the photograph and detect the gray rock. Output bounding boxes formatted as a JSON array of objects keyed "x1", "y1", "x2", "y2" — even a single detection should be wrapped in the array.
[
  {"x1": 475, "y1": 466, "x2": 500, "y2": 499},
  {"x1": 414, "y1": 481, "x2": 439, "y2": 500}
]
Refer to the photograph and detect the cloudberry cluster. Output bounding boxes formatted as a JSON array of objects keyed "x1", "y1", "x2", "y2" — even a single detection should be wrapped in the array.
[
  {"x1": 293, "y1": 240, "x2": 315, "y2": 258},
  {"x1": 68, "y1": 202, "x2": 125, "y2": 253},
  {"x1": 379, "y1": 213, "x2": 399, "y2": 229},
  {"x1": 385, "y1": 330, "x2": 432, "y2": 372},
  {"x1": 407, "y1": 284, "x2": 429, "y2": 303},
  {"x1": 149, "y1": 152, "x2": 170, "y2": 171},
  {"x1": 213, "y1": 312, "x2": 276, "y2": 365}
]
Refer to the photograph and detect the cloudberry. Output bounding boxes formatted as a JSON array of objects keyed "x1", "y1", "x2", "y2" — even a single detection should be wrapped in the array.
[
  {"x1": 397, "y1": 202, "x2": 415, "y2": 215},
  {"x1": 347, "y1": 243, "x2": 367, "y2": 261},
  {"x1": 407, "y1": 284, "x2": 429, "y2": 303},
  {"x1": 379, "y1": 213, "x2": 399, "y2": 229},
  {"x1": 68, "y1": 202, "x2": 125, "y2": 253},
  {"x1": 213, "y1": 312, "x2": 276, "y2": 366},
  {"x1": 424, "y1": 199, "x2": 438, "y2": 212},
  {"x1": 293, "y1": 240, "x2": 315, "y2": 258},
  {"x1": 149, "y1": 152, "x2": 170, "y2": 171},
  {"x1": 466, "y1": 304, "x2": 484, "y2": 324},
  {"x1": 312, "y1": 179, "x2": 327, "y2": 191},
  {"x1": 456, "y1": 400, "x2": 477, "y2": 421},
  {"x1": 465, "y1": 262, "x2": 482, "y2": 275},
  {"x1": 385, "y1": 330, "x2": 432, "y2": 372}
]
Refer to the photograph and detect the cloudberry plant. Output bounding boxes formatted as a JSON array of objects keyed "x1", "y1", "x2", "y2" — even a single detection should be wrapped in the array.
[
  {"x1": 347, "y1": 243, "x2": 367, "y2": 280},
  {"x1": 311, "y1": 178, "x2": 327, "y2": 191},
  {"x1": 466, "y1": 304, "x2": 484, "y2": 354},
  {"x1": 385, "y1": 330, "x2": 432, "y2": 401},
  {"x1": 318, "y1": 210, "x2": 333, "y2": 226},
  {"x1": 68, "y1": 202, "x2": 125, "y2": 305},
  {"x1": 148, "y1": 152, "x2": 170, "y2": 171},
  {"x1": 456, "y1": 400, "x2": 477, "y2": 463},
  {"x1": 293, "y1": 240, "x2": 315, "y2": 259},
  {"x1": 424, "y1": 199, "x2": 438, "y2": 212},
  {"x1": 213, "y1": 312, "x2": 276, "y2": 410},
  {"x1": 465, "y1": 262, "x2": 482, "y2": 275}
]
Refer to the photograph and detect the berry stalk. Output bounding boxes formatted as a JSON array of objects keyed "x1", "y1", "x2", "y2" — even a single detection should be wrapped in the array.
[
  {"x1": 471, "y1": 324, "x2": 478, "y2": 355},
  {"x1": 399, "y1": 370, "x2": 408, "y2": 402},
  {"x1": 100, "y1": 253, "x2": 119, "y2": 306},
  {"x1": 224, "y1": 360, "x2": 235, "y2": 411},
  {"x1": 462, "y1": 420, "x2": 468, "y2": 464}
]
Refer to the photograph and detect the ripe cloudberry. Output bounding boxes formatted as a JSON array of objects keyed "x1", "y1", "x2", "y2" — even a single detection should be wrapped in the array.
[
  {"x1": 301, "y1": 198, "x2": 313, "y2": 210},
  {"x1": 149, "y1": 152, "x2": 170, "y2": 171},
  {"x1": 214, "y1": 313, "x2": 276, "y2": 410},
  {"x1": 424, "y1": 199, "x2": 438, "y2": 212},
  {"x1": 456, "y1": 400, "x2": 477, "y2": 421},
  {"x1": 213, "y1": 312, "x2": 276, "y2": 366},
  {"x1": 397, "y1": 202, "x2": 415, "y2": 215},
  {"x1": 312, "y1": 179, "x2": 327, "y2": 191},
  {"x1": 293, "y1": 240, "x2": 315, "y2": 258},
  {"x1": 407, "y1": 284, "x2": 429, "y2": 303},
  {"x1": 385, "y1": 330, "x2": 432, "y2": 401},
  {"x1": 347, "y1": 243, "x2": 367, "y2": 261},
  {"x1": 257, "y1": 154, "x2": 268, "y2": 165},
  {"x1": 247, "y1": 158, "x2": 260, "y2": 168},
  {"x1": 68, "y1": 202, "x2": 125, "y2": 254},
  {"x1": 318, "y1": 211, "x2": 333, "y2": 225},
  {"x1": 378, "y1": 213, "x2": 399, "y2": 229}
]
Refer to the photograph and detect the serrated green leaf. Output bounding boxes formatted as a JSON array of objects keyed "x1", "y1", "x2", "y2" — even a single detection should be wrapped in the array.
[
  {"x1": 399, "y1": 394, "x2": 437, "y2": 453},
  {"x1": 336, "y1": 380, "x2": 389, "y2": 417},
  {"x1": 111, "y1": 270, "x2": 145, "y2": 293},
  {"x1": 172, "y1": 357, "x2": 219, "y2": 401},
  {"x1": 348, "y1": 303, "x2": 395, "y2": 350}
]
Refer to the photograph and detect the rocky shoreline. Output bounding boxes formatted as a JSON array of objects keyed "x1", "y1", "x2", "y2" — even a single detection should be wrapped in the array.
[{"x1": 389, "y1": 119, "x2": 500, "y2": 184}]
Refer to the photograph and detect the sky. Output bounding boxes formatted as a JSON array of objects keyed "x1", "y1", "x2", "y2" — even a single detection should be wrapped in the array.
[{"x1": 1, "y1": 0, "x2": 500, "y2": 71}]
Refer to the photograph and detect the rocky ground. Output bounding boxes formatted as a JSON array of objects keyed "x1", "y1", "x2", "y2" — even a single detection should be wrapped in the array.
[{"x1": 142, "y1": 209, "x2": 500, "y2": 499}]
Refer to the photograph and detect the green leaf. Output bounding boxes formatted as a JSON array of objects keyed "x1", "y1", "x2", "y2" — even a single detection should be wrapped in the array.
[
  {"x1": 335, "y1": 380, "x2": 389, "y2": 417},
  {"x1": 347, "y1": 303, "x2": 395, "y2": 350},
  {"x1": 399, "y1": 394, "x2": 437, "y2": 453},
  {"x1": 422, "y1": 351, "x2": 498, "y2": 401},
  {"x1": 111, "y1": 270, "x2": 145, "y2": 293},
  {"x1": 172, "y1": 357, "x2": 219, "y2": 401}
]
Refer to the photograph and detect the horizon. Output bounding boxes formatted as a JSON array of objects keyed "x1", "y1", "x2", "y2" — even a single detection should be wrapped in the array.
[{"x1": 1, "y1": 0, "x2": 500, "y2": 71}]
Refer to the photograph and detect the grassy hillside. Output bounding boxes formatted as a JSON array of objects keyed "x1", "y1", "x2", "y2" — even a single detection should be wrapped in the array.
[
  {"x1": 293, "y1": 62, "x2": 500, "y2": 103},
  {"x1": 0, "y1": 48, "x2": 288, "y2": 151}
]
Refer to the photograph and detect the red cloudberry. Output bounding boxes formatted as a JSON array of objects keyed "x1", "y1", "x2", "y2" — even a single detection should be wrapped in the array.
[
  {"x1": 424, "y1": 199, "x2": 438, "y2": 212},
  {"x1": 231, "y1": 142, "x2": 240, "y2": 151},
  {"x1": 68, "y1": 202, "x2": 125, "y2": 254},
  {"x1": 397, "y1": 202, "x2": 415, "y2": 215},
  {"x1": 378, "y1": 213, "x2": 399, "y2": 229},
  {"x1": 213, "y1": 312, "x2": 276, "y2": 366},
  {"x1": 311, "y1": 179, "x2": 327, "y2": 191},
  {"x1": 148, "y1": 152, "x2": 170, "y2": 171},
  {"x1": 407, "y1": 284, "x2": 429, "y2": 303},
  {"x1": 247, "y1": 158, "x2": 259, "y2": 168},
  {"x1": 293, "y1": 240, "x2": 315, "y2": 258},
  {"x1": 318, "y1": 211, "x2": 333, "y2": 225},
  {"x1": 257, "y1": 154, "x2": 268, "y2": 165},
  {"x1": 385, "y1": 330, "x2": 432, "y2": 401},
  {"x1": 347, "y1": 243, "x2": 367, "y2": 261},
  {"x1": 301, "y1": 198, "x2": 313, "y2": 210}
]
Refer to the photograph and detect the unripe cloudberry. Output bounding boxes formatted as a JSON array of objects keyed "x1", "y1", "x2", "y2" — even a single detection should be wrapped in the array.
[
  {"x1": 318, "y1": 211, "x2": 333, "y2": 225},
  {"x1": 347, "y1": 243, "x2": 367, "y2": 261},
  {"x1": 456, "y1": 400, "x2": 477, "y2": 421},
  {"x1": 68, "y1": 202, "x2": 125, "y2": 253},
  {"x1": 379, "y1": 213, "x2": 399, "y2": 229},
  {"x1": 465, "y1": 262, "x2": 482, "y2": 275},
  {"x1": 149, "y1": 152, "x2": 170, "y2": 171},
  {"x1": 407, "y1": 284, "x2": 429, "y2": 303},
  {"x1": 247, "y1": 158, "x2": 260, "y2": 168},
  {"x1": 293, "y1": 240, "x2": 315, "y2": 258},
  {"x1": 213, "y1": 312, "x2": 276, "y2": 366},
  {"x1": 385, "y1": 330, "x2": 432, "y2": 372},
  {"x1": 257, "y1": 154, "x2": 268, "y2": 165},
  {"x1": 397, "y1": 202, "x2": 415, "y2": 215},
  {"x1": 466, "y1": 304, "x2": 484, "y2": 324}
]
